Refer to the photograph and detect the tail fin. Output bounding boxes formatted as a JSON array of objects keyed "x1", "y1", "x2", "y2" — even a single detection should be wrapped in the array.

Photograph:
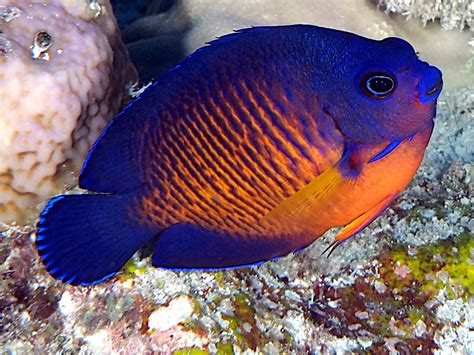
[{"x1": 36, "y1": 193, "x2": 158, "y2": 286}]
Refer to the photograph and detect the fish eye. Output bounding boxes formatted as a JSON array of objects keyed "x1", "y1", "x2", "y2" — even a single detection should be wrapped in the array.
[{"x1": 361, "y1": 72, "x2": 396, "y2": 100}]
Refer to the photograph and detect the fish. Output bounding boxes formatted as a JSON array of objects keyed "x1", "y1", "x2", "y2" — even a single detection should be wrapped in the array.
[{"x1": 35, "y1": 25, "x2": 442, "y2": 286}]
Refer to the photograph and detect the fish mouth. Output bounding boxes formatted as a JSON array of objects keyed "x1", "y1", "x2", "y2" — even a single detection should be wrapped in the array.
[
  {"x1": 417, "y1": 66, "x2": 443, "y2": 104},
  {"x1": 426, "y1": 77, "x2": 442, "y2": 96}
]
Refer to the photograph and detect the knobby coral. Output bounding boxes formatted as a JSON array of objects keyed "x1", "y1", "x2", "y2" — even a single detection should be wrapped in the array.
[{"x1": 0, "y1": 0, "x2": 137, "y2": 223}]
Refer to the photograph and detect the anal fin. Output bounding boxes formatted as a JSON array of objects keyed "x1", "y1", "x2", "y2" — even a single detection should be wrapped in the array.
[{"x1": 152, "y1": 223, "x2": 314, "y2": 270}]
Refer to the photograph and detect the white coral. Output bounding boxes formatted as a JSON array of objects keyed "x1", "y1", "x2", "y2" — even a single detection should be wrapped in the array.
[
  {"x1": 0, "y1": 0, "x2": 137, "y2": 223},
  {"x1": 378, "y1": 0, "x2": 474, "y2": 31}
]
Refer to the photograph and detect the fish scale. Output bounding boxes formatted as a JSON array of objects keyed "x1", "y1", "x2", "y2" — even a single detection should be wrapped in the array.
[
  {"x1": 180, "y1": 106, "x2": 266, "y2": 221},
  {"x1": 144, "y1": 106, "x2": 263, "y2": 231},
  {"x1": 240, "y1": 80, "x2": 323, "y2": 178},
  {"x1": 164, "y1": 130, "x2": 261, "y2": 233},
  {"x1": 193, "y1": 96, "x2": 271, "y2": 212},
  {"x1": 225, "y1": 82, "x2": 308, "y2": 190}
]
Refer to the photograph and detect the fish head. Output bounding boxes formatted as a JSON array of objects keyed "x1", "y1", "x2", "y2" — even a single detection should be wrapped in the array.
[{"x1": 317, "y1": 34, "x2": 442, "y2": 144}]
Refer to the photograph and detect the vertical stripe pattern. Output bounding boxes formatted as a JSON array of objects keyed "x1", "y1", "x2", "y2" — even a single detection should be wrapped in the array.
[{"x1": 136, "y1": 69, "x2": 343, "y2": 237}]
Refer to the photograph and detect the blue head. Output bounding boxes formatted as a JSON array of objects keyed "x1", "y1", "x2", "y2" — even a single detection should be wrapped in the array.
[{"x1": 297, "y1": 27, "x2": 443, "y2": 144}]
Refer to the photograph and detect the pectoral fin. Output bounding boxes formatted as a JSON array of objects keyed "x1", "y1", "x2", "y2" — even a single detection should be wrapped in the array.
[
  {"x1": 263, "y1": 164, "x2": 348, "y2": 224},
  {"x1": 263, "y1": 142, "x2": 366, "y2": 226}
]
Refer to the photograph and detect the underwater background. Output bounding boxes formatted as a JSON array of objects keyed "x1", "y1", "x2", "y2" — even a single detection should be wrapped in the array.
[{"x1": 0, "y1": 0, "x2": 473, "y2": 353}]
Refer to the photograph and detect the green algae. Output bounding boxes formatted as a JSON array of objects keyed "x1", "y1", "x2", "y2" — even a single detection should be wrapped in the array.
[
  {"x1": 179, "y1": 291, "x2": 268, "y2": 352},
  {"x1": 391, "y1": 231, "x2": 473, "y2": 299},
  {"x1": 407, "y1": 307, "x2": 425, "y2": 325},
  {"x1": 121, "y1": 258, "x2": 147, "y2": 280},
  {"x1": 215, "y1": 342, "x2": 234, "y2": 354},
  {"x1": 215, "y1": 272, "x2": 224, "y2": 287},
  {"x1": 311, "y1": 232, "x2": 473, "y2": 351},
  {"x1": 402, "y1": 206, "x2": 426, "y2": 222},
  {"x1": 220, "y1": 293, "x2": 268, "y2": 350},
  {"x1": 401, "y1": 205, "x2": 449, "y2": 222}
]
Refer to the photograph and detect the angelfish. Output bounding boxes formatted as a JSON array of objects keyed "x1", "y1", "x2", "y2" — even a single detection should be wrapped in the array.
[{"x1": 35, "y1": 25, "x2": 442, "y2": 285}]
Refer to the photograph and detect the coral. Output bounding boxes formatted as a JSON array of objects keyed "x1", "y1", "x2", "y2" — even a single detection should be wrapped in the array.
[
  {"x1": 378, "y1": 0, "x2": 474, "y2": 31},
  {"x1": 0, "y1": 0, "x2": 137, "y2": 223},
  {"x1": 148, "y1": 295, "x2": 195, "y2": 332},
  {"x1": 310, "y1": 233, "x2": 474, "y2": 352},
  {"x1": 1, "y1": 223, "x2": 472, "y2": 352}
]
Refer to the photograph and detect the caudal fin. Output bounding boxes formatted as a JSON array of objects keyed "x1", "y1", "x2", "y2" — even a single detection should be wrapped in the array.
[{"x1": 36, "y1": 193, "x2": 158, "y2": 286}]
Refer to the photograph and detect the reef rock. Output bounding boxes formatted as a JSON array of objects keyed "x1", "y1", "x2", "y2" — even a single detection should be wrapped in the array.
[
  {"x1": 0, "y1": 0, "x2": 137, "y2": 223},
  {"x1": 378, "y1": 0, "x2": 474, "y2": 31}
]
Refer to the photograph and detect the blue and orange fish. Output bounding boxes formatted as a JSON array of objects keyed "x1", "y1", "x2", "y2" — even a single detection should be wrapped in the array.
[{"x1": 35, "y1": 25, "x2": 442, "y2": 285}]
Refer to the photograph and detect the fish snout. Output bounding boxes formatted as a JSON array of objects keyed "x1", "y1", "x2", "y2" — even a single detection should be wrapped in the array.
[{"x1": 417, "y1": 66, "x2": 443, "y2": 104}]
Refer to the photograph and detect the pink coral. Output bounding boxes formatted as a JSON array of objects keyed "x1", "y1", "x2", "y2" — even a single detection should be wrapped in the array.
[{"x1": 0, "y1": 0, "x2": 137, "y2": 223}]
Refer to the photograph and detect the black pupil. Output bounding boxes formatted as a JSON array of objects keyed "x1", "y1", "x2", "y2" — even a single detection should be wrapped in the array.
[{"x1": 366, "y1": 76, "x2": 394, "y2": 96}]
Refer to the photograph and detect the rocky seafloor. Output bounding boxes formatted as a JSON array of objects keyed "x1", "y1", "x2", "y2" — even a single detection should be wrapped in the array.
[
  {"x1": 1, "y1": 1, "x2": 474, "y2": 354},
  {"x1": 1, "y1": 85, "x2": 473, "y2": 353}
]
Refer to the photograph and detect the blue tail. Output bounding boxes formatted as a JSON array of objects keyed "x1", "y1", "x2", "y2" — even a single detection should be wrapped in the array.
[{"x1": 36, "y1": 193, "x2": 158, "y2": 286}]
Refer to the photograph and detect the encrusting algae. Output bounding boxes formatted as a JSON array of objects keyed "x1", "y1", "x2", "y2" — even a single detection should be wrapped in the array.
[
  {"x1": 311, "y1": 232, "x2": 473, "y2": 352},
  {"x1": 1, "y1": 200, "x2": 472, "y2": 352}
]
